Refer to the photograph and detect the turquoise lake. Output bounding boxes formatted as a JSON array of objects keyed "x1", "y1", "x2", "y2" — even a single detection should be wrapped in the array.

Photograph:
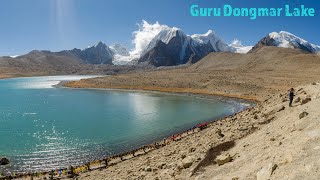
[{"x1": 0, "y1": 76, "x2": 251, "y2": 173}]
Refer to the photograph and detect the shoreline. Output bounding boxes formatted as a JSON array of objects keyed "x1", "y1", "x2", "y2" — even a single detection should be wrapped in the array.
[
  {"x1": 62, "y1": 80, "x2": 260, "y2": 103},
  {"x1": 56, "y1": 80, "x2": 258, "y2": 105},
  {"x1": 1, "y1": 104, "x2": 254, "y2": 179},
  {"x1": 1, "y1": 77, "x2": 257, "y2": 179}
]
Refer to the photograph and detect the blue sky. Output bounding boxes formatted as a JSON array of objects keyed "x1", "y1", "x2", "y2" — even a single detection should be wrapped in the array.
[{"x1": 0, "y1": 0, "x2": 319, "y2": 56}]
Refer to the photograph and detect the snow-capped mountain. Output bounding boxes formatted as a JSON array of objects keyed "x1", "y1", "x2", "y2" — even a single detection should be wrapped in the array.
[
  {"x1": 250, "y1": 31, "x2": 320, "y2": 53},
  {"x1": 138, "y1": 27, "x2": 231, "y2": 66},
  {"x1": 110, "y1": 43, "x2": 130, "y2": 56},
  {"x1": 109, "y1": 43, "x2": 134, "y2": 65},
  {"x1": 8, "y1": 20, "x2": 320, "y2": 68},
  {"x1": 229, "y1": 39, "x2": 253, "y2": 54},
  {"x1": 81, "y1": 41, "x2": 115, "y2": 64},
  {"x1": 191, "y1": 30, "x2": 231, "y2": 52},
  {"x1": 42, "y1": 41, "x2": 115, "y2": 65}
]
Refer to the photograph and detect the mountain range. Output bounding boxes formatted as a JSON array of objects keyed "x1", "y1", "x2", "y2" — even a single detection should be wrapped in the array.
[{"x1": 3, "y1": 27, "x2": 320, "y2": 68}]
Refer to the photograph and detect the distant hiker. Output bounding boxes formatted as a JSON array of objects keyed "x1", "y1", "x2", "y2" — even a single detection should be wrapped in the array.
[{"x1": 288, "y1": 88, "x2": 295, "y2": 107}]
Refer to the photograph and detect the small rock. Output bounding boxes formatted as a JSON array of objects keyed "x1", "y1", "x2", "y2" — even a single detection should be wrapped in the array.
[
  {"x1": 232, "y1": 177, "x2": 239, "y2": 180},
  {"x1": 301, "y1": 97, "x2": 311, "y2": 105},
  {"x1": 140, "y1": 171, "x2": 147, "y2": 176},
  {"x1": 216, "y1": 129, "x2": 225, "y2": 138},
  {"x1": 215, "y1": 154, "x2": 232, "y2": 166},
  {"x1": 181, "y1": 156, "x2": 194, "y2": 168},
  {"x1": 276, "y1": 105, "x2": 285, "y2": 112},
  {"x1": 189, "y1": 147, "x2": 196, "y2": 153},
  {"x1": 181, "y1": 154, "x2": 186, "y2": 159},
  {"x1": 0, "y1": 157, "x2": 9, "y2": 165},
  {"x1": 265, "y1": 105, "x2": 285, "y2": 115},
  {"x1": 145, "y1": 166, "x2": 152, "y2": 172},
  {"x1": 177, "y1": 163, "x2": 183, "y2": 171},
  {"x1": 257, "y1": 163, "x2": 278, "y2": 180},
  {"x1": 157, "y1": 163, "x2": 166, "y2": 169},
  {"x1": 294, "y1": 97, "x2": 301, "y2": 103},
  {"x1": 270, "y1": 137, "x2": 275, "y2": 141},
  {"x1": 297, "y1": 88, "x2": 304, "y2": 92},
  {"x1": 299, "y1": 111, "x2": 309, "y2": 119},
  {"x1": 311, "y1": 82, "x2": 317, "y2": 85},
  {"x1": 302, "y1": 91, "x2": 307, "y2": 94}
]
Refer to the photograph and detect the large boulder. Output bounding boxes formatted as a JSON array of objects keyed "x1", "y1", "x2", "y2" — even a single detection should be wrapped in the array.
[
  {"x1": 0, "y1": 157, "x2": 10, "y2": 165},
  {"x1": 181, "y1": 156, "x2": 194, "y2": 168}
]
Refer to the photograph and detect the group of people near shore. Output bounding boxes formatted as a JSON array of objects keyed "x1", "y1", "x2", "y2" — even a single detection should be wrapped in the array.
[{"x1": 0, "y1": 122, "x2": 210, "y2": 179}]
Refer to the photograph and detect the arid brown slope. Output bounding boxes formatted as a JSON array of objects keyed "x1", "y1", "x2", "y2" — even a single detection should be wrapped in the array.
[{"x1": 65, "y1": 46, "x2": 320, "y2": 101}]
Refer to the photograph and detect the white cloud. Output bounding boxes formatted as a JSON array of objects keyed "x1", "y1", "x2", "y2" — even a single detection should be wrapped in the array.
[
  {"x1": 130, "y1": 20, "x2": 168, "y2": 56},
  {"x1": 230, "y1": 39, "x2": 243, "y2": 47}
]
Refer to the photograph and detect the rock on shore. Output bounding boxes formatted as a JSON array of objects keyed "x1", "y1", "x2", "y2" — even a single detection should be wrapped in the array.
[{"x1": 0, "y1": 157, "x2": 9, "y2": 165}]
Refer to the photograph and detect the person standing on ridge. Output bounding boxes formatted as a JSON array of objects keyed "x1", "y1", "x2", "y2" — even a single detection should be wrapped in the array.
[{"x1": 288, "y1": 88, "x2": 295, "y2": 107}]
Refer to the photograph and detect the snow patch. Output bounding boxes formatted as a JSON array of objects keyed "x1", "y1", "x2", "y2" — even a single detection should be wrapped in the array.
[{"x1": 10, "y1": 55, "x2": 20, "y2": 58}]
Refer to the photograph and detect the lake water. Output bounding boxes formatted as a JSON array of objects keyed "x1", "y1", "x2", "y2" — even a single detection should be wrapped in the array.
[{"x1": 0, "y1": 76, "x2": 251, "y2": 173}]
